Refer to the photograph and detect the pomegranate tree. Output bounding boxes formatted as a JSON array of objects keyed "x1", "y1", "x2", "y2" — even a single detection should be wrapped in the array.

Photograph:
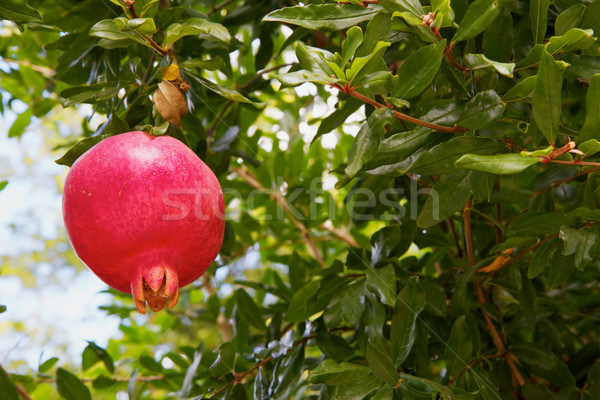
[{"x1": 62, "y1": 131, "x2": 225, "y2": 313}]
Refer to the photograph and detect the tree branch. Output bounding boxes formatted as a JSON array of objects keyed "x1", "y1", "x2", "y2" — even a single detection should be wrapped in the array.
[
  {"x1": 474, "y1": 281, "x2": 525, "y2": 387},
  {"x1": 207, "y1": 0, "x2": 235, "y2": 16},
  {"x1": 336, "y1": 84, "x2": 467, "y2": 133},
  {"x1": 231, "y1": 166, "x2": 326, "y2": 268}
]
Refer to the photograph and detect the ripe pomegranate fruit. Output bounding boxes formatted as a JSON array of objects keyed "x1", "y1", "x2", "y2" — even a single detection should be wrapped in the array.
[{"x1": 62, "y1": 131, "x2": 225, "y2": 313}]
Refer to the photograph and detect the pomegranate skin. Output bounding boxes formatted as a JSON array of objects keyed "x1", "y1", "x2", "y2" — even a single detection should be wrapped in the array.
[{"x1": 62, "y1": 131, "x2": 225, "y2": 313}]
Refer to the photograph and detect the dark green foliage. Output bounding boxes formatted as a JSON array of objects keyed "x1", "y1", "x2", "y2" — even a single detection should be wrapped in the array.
[{"x1": 1, "y1": 0, "x2": 600, "y2": 399}]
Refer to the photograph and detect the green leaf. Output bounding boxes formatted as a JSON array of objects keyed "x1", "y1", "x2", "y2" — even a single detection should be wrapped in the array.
[
  {"x1": 0, "y1": 0, "x2": 42, "y2": 24},
  {"x1": 345, "y1": 41, "x2": 390, "y2": 86},
  {"x1": 366, "y1": 339, "x2": 398, "y2": 385},
  {"x1": 366, "y1": 264, "x2": 397, "y2": 307},
  {"x1": 530, "y1": 0, "x2": 550, "y2": 44},
  {"x1": 340, "y1": 26, "x2": 363, "y2": 68},
  {"x1": 360, "y1": 71, "x2": 399, "y2": 95},
  {"x1": 179, "y1": 58, "x2": 226, "y2": 71},
  {"x1": 463, "y1": 54, "x2": 514, "y2": 77},
  {"x1": 345, "y1": 108, "x2": 394, "y2": 178},
  {"x1": 89, "y1": 19, "x2": 149, "y2": 47},
  {"x1": 417, "y1": 170, "x2": 472, "y2": 228},
  {"x1": 579, "y1": 139, "x2": 600, "y2": 158},
  {"x1": 263, "y1": 4, "x2": 384, "y2": 31},
  {"x1": 532, "y1": 49, "x2": 563, "y2": 144},
  {"x1": 0, "y1": 366, "x2": 19, "y2": 400},
  {"x1": 164, "y1": 18, "x2": 230, "y2": 46},
  {"x1": 555, "y1": 4, "x2": 586, "y2": 36},
  {"x1": 113, "y1": 17, "x2": 156, "y2": 35},
  {"x1": 502, "y1": 76, "x2": 537, "y2": 102},
  {"x1": 370, "y1": 225, "x2": 401, "y2": 266},
  {"x1": 580, "y1": 74, "x2": 600, "y2": 143},
  {"x1": 295, "y1": 43, "x2": 336, "y2": 78},
  {"x1": 285, "y1": 280, "x2": 320, "y2": 322},
  {"x1": 432, "y1": 0, "x2": 455, "y2": 27},
  {"x1": 308, "y1": 360, "x2": 372, "y2": 384},
  {"x1": 378, "y1": 0, "x2": 424, "y2": 18},
  {"x1": 519, "y1": 265, "x2": 537, "y2": 329},
  {"x1": 39, "y1": 357, "x2": 59, "y2": 373},
  {"x1": 588, "y1": 360, "x2": 600, "y2": 396},
  {"x1": 511, "y1": 343, "x2": 576, "y2": 388},
  {"x1": 356, "y1": 12, "x2": 391, "y2": 58},
  {"x1": 186, "y1": 72, "x2": 263, "y2": 108},
  {"x1": 209, "y1": 342, "x2": 236, "y2": 377},
  {"x1": 83, "y1": 342, "x2": 114, "y2": 373},
  {"x1": 458, "y1": 90, "x2": 505, "y2": 129},
  {"x1": 409, "y1": 137, "x2": 504, "y2": 176},
  {"x1": 56, "y1": 368, "x2": 92, "y2": 400},
  {"x1": 180, "y1": 351, "x2": 202, "y2": 398},
  {"x1": 390, "y1": 276, "x2": 426, "y2": 366},
  {"x1": 528, "y1": 238, "x2": 560, "y2": 278},
  {"x1": 444, "y1": 316, "x2": 473, "y2": 377},
  {"x1": 8, "y1": 109, "x2": 32, "y2": 138},
  {"x1": 393, "y1": 41, "x2": 446, "y2": 99},
  {"x1": 547, "y1": 28, "x2": 596, "y2": 54},
  {"x1": 235, "y1": 289, "x2": 266, "y2": 329},
  {"x1": 0, "y1": 181, "x2": 7, "y2": 192},
  {"x1": 559, "y1": 226, "x2": 599, "y2": 270},
  {"x1": 60, "y1": 83, "x2": 120, "y2": 107},
  {"x1": 453, "y1": 0, "x2": 511, "y2": 43},
  {"x1": 55, "y1": 135, "x2": 108, "y2": 167},
  {"x1": 455, "y1": 153, "x2": 540, "y2": 174}
]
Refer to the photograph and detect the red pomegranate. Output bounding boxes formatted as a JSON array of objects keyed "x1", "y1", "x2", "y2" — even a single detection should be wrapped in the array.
[{"x1": 62, "y1": 131, "x2": 225, "y2": 313}]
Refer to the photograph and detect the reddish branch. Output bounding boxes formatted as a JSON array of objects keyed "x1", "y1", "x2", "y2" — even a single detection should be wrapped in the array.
[
  {"x1": 474, "y1": 282, "x2": 525, "y2": 387},
  {"x1": 333, "y1": 83, "x2": 467, "y2": 133},
  {"x1": 463, "y1": 202, "x2": 525, "y2": 388}
]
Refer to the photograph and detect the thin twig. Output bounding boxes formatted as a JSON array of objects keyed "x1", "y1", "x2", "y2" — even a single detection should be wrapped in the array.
[
  {"x1": 447, "y1": 353, "x2": 504, "y2": 386},
  {"x1": 206, "y1": 102, "x2": 233, "y2": 137},
  {"x1": 463, "y1": 200, "x2": 475, "y2": 267},
  {"x1": 232, "y1": 166, "x2": 326, "y2": 268},
  {"x1": 202, "y1": 276, "x2": 233, "y2": 342},
  {"x1": 548, "y1": 159, "x2": 600, "y2": 166},
  {"x1": 141, "y1": 53, "x2": 156, "y2": 84},
  {"x1": 495, "y1": 179, "x2": 502, "y2": 244},
  {"x1": 338, "y1": 85, "x2": 466, "y2": 133},
  {"x1": 532, "y1": 166, "x2": 600, "y2": 197},
  {"x1": 207, "y1": 0, "x2": 235, "y2": 16},
  {"x1": 485, "y1": 234, "x2": 559, "y2": 279},
  {"x1": 319, "y1": 223, "x2": 359, "y2": 248},
  {"x1": 474, "y1": 282, "x2": 525, "y2": 387},
  {"x1": 1, "y1": 365, "x2": 33, "y2": 400},
  {"x1": 447, "y1": 218, "x2": 463, "y2": 259}
]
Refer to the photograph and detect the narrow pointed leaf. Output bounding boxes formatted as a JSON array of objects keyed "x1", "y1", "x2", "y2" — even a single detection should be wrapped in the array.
[
  {"x1": 57, "y1": 368, "x2": 92, "y2": 400},
  {"x1": 390, "y1": 276, "x2": 425, "y2": 366},
  {"x1": 394, "y1": 41, "x2": 445, "y2": 99},
  {"x1": 455, "y1": 153, "x2": 540, "y2": 174},
  {"x1": 444, "y1": 316, "x2": 473, "y2": 377},
  {"x1": 530, "y1": 0, "x2": 550, "y2": 43},
  {"x1": 453, "y1": 0, "x2": 511, "y2": 43},
  {"x1": 580, "y1": 74, "x2": 600, "y2": 142},
  {"x1": 264, "y1": 4, "x2": 383, "y2": 31},
  {"x1": 532, "y1": 49, "x2": 563, "y2": 144}
]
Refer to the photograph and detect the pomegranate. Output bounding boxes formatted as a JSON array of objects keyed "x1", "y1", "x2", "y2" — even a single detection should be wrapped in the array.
[{"x1": 62, "y1": 131, "x2": 225, "y2": 313}]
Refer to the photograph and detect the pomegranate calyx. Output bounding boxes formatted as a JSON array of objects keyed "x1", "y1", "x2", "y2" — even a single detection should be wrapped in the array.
[{"x1": 131, "y1": 264, "x2": 179, "y2": 314}]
